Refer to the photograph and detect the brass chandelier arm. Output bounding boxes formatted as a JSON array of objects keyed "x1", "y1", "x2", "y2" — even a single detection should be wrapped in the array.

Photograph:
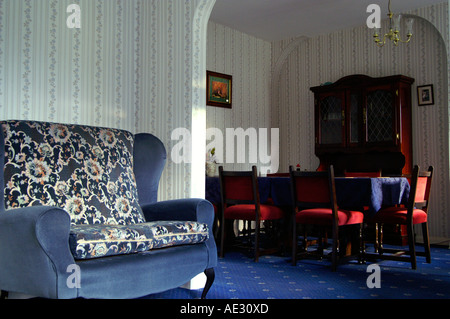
[{"x1": 374, "y1": 30, "x2": 412, "y2": 47}]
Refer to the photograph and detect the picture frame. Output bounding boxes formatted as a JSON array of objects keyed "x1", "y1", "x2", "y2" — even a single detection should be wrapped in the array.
[
  {"x1": 206, "y1": 71, "x2": 232, "y2": 108},
  {"x1": 417, "y1": 84, "x2": 434, "y2": 106}
]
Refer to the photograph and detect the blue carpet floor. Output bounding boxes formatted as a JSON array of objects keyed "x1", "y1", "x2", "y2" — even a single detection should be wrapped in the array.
[{"x1": 144, "y1": 245, "x2": 450, "y2": 300}]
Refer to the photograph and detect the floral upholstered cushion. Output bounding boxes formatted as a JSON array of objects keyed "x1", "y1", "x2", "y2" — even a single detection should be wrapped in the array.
[
  {"x1": 69, "y1": 221, "x2": 209, "y2": 259},
  {"x1": 2, "y1": 120, "x2": 145, "y2": 225}
]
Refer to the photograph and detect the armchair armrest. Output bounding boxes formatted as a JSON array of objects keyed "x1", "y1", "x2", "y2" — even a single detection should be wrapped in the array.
[
  {"x1": 142, "y1": 198, "x2": 214, "y2": 225},
  {"x1": 0, "y1": 206, "x2": 77, "y2": 299},
  {"x1": 141, "y1": 198, "x2": 217, "y2": 268}
]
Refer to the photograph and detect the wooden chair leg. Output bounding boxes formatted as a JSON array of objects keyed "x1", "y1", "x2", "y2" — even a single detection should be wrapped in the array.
[
  {"x1": 244, "y1": 220, "x2": 250, "y2": 242},
  {"x1": 358, "y1": 223, "x2": 365, "y2": 264},
  {"x1": 318, "y1": 228, "x2": 324, "y2": 257},
  {"x1": 302, "y1": 229, "x2": 308, "y2": 251},
  {"x1": 378, "y1": 223, "x2": 384, "y2": 256},
  {"x1": 331, "y1": 226, "x2": 339, "y2": 272},
  {"x1": 213, "y1": 204, "x2": 221, "y2": 240},
  {"x1": 292, "y1": 222, "x2": 298, "y2": 266},
  {"x1": 373, "y1": 222, "x2": 379, "y2": 253},
  {"x1": 219, "y1": 216, "x2": 226, "y2": 258},
  {"x1": 422, "y1": 222, "x2": 431, "y2": 263},
  {"x1": 254, "y1": 220, "x2": 260, "y2": 262},
  {"x1": 407, "y1": 223, "x2": 417, "y2": 270}
]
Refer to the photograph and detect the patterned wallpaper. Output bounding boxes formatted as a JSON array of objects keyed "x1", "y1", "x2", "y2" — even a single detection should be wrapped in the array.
[
  {"x1": 0, "y1": 0, "x2": 215, "y2": 201},
  {"x1": 270, "y1": 2, "x2": 449, "y2": 241}
]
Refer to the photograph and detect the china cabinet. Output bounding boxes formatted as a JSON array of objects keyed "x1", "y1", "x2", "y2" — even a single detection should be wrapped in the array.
[{"x1": 310, "y1": 74, "x2": 414, "y2": 175}]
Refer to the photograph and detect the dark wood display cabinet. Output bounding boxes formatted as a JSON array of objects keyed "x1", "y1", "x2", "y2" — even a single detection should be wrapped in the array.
[{"x1": 310, "y1": 74, "x2": 414, "y2": 176}]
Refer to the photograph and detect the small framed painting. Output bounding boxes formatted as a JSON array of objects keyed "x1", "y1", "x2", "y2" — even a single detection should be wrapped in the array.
[
  {"x1": 417, "y1": 84, "x2": 434, "y2": 106},
  {"x1": 206, "y1": 71, "x2": 232, "y2": 108}
]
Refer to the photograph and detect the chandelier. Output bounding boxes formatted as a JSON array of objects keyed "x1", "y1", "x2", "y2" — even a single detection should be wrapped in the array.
[{"x1": 373, "y1": 0, "x2": 414, "y2": 47}]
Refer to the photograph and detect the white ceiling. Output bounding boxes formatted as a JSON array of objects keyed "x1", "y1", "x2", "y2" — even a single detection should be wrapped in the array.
[{"x1": 209, "y1": 0, "x2": 446, "y2": 41}]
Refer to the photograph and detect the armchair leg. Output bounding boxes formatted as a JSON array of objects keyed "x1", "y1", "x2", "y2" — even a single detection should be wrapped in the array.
[{"x1": 201, "y1": 268, "x2": 215, "y2": 299}]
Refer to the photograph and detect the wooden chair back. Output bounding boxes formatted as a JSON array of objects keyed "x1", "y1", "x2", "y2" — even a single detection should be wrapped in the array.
[
  {"x1": 219, "y1": 165, "x2": 259, "y2": 207},
  {"x1": 289, "y1": 165, "x2": 337, "y2": 213}
]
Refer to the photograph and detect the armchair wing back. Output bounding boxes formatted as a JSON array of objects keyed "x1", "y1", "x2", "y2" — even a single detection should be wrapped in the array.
[{"x1": 134, "y1": 133, "x2": 167, "y2": 206}]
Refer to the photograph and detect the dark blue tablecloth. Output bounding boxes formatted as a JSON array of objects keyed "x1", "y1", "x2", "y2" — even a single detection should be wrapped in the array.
[{"x1": 205, "y1": 176, "x2": 410, "y2": 217}]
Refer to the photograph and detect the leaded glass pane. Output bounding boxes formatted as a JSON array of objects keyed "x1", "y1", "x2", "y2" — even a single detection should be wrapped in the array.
[
  {"x1": 366, "y1": 90, "x2": 393, "y2": 142},
  {"x1": 320, "y1": 96, "x2": 342, "y2": 144}
]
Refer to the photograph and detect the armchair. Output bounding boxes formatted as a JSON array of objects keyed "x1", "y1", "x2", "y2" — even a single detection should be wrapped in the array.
[{"x1": 0, "y1": 120, "x2": 217, "y2": 299}]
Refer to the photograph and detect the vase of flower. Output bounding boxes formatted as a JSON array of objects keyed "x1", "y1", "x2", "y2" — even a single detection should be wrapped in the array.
[
  {"x1": 206, "y1": 161, "x2": 216, "y2": 177},
  {"x1": 206, "y1": 147, "x2": 217, "y2": 177}
]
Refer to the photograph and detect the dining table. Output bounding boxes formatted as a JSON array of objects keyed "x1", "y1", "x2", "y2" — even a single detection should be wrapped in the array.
[
  {"x1": 206, "y1": 175, "x2": 411, "y2": 257},
  {"x1": 205, "y1": 175, "x2": 410, "y2": 217}
]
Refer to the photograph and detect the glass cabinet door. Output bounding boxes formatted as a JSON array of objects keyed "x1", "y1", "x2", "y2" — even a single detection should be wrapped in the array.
[
  {"x1": 318, "y1": 93, "x2": 344, "y2": 145},
  {"x1": 365, "y1": 88, "x2": 395, "y2": 144}
]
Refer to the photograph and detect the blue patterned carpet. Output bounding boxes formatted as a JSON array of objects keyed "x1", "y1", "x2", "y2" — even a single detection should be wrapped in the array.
[{"x1": 145, "y1": 245, "x2": 450, "y2": 300}]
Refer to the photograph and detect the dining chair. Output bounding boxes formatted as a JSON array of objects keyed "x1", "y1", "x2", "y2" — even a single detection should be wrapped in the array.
[
  {"x1": 366, "y1": 165, "x2": 433, "y2": 269},
  {"x1": 218, "y1": 165, "x2": 285, "y2": 262},
  {"x1": 289, "y1": 165, "x2": 365, "y2": 271}
]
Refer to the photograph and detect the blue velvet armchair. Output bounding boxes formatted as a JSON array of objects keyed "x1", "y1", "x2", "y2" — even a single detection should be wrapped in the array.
[{"x1": 0, "y1": 120, "x2": 217, "y2": 299}]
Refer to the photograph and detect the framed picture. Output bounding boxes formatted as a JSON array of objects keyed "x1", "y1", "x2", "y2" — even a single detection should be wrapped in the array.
[
  {"x1": 417, "y1": 85, "x2": 434, "y2": 106},
  {"x1": 206, "y1": 71, "x2": 232, "y2": 108}
]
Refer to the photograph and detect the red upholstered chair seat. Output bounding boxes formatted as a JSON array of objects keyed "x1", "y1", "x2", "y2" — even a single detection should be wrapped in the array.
[
  {"x1": 373, "y1": 206, "x2": 428, "y2": 225},
  {"x1": 225, "y1": 204, "x2": 284, "y2": 221},
  {"x1": 296, "y1": 208, "x2": 364, "y2": 226}
]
